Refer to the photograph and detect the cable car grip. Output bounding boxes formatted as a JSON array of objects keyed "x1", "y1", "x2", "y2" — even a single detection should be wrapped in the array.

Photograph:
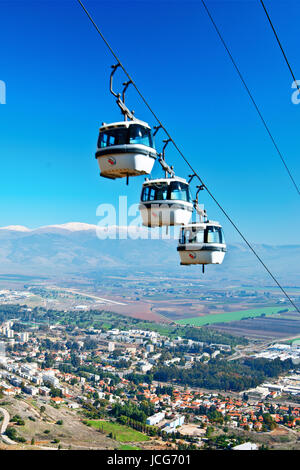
[
  {"x1": 188, "y1": 173, "x2": 196, "y2": 184},
  {"x1": 153, "y1": 124, "x2": 162, "y2": 136}
]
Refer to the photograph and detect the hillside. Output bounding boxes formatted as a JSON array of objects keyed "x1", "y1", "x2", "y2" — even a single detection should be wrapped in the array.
[{"x1": 0, "y1": 224, "x2": 298, "y2": 284}]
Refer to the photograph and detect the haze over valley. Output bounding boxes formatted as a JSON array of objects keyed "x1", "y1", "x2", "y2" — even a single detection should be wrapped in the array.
[{"x1": 0, "y1": 223, "x2": 298, "y2": 286}]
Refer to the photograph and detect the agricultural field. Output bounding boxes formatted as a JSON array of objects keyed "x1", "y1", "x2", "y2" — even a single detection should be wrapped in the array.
[
  {"x1": 284, "y1": 338, "x2": 300, "y2": 345},
  {"x1": 177, "y1": 306, "x2": 294, "y2": 327},
  {"x1": 209, "y1": 316, "x2": 300, "y2": 340}
]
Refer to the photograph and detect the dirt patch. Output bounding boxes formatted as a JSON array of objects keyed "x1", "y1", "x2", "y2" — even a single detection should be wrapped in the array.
[
  {"x1": 110, "y1": 301, "x2": 171, "y2": 323},
  {"x1": 1, "y1": 398, "x2": 116, "y2": 449},
  {"x1": 178, "y1": 424, "x2": 206, "y2": 437}
]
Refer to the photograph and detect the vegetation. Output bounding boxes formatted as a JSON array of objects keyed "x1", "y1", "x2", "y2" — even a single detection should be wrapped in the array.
[
  {"x1": 110, "y1": 401, "x2": 155, "y2": 424},
  {"x1": 5, "y1": 426, "x2": 26, "y2": 442},
  {"x1": 11, "y1": 415, "x2": 25, "y2": 426},
  {"x1": 153, "y1": 357, "x2": 295, "y2": 392},
  {"x1": 86, "y1": 420, "x2": 150, "y2": 442},
  {"x1": 204, "y1": 432, "x2": 247, "y2": 450},
  {"x1": 181, "y1": 326, "x2": 248, "y2": 346},
  {"x1": 177, "y1": 306, "x2": 294, "y2": 326},
  {"x1": 0, "y1": 303, "x2": 248, "y2": 347},
  {"x1": 118, "y1": 445, "x2": 140, "y2": 450}
]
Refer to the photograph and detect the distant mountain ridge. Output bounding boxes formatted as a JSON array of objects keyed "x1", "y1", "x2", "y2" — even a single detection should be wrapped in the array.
[
  {"x1": 0, "y1": 222, "x2": 98, "y2": 232},
  {"x1": 0, "y1": 223, "x2": 298, "y2": 283}
]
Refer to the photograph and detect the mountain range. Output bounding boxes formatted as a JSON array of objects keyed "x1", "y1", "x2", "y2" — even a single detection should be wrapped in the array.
[{"x1": 0, "y1": 223, "x2": 298, "y2": 284}]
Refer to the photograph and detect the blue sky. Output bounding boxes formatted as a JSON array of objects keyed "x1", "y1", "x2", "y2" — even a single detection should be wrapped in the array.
[{"x1": 0, "y1": 0, "x2": 299, "y2": 244}]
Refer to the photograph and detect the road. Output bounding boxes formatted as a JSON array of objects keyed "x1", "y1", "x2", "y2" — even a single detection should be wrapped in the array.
[
  {"x1": 228, "y1": 332, "x2": 300, "y2": 362},
  {"x1": 0, "y1": 406, "x2": 58, "y2": 449},
  {"x1": 53, "y1": 286, "x2": 127, "y2": 306},
  {"x1": 0, "y1": 407, "x2": 16, "y2": 445}
]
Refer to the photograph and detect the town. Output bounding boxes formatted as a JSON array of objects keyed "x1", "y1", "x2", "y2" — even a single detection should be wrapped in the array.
[{"x1": 1, "y1": 301, "x2": 300, "y2": 451}]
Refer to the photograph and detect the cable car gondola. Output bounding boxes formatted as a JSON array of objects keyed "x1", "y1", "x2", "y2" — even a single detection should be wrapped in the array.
[
  {"x1": 139, "y1": 176, "x2": 193, "y2": 227},
  {"x1": 96, "y1": 120, "x2": 157, "y2": 179},
  {"x1": 95, "y1": 64, "x2": 157, "y2": 180},
  {"x1": 177, "y1": 221, "x2": 226, "y2": 267}
]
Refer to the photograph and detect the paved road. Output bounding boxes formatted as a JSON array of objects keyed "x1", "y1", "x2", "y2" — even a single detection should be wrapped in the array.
[
  {"x1": 0, "y1": 406, "x2": 57, "y2": 449},
  {"x1": 0, "y1": 407, "x2": 16, "y2": 445},
  {"x1": 53, "y1": 286, "x2": 127, "y2": 306},
  {"x1": 227, "y1": 332, "x2": 300, "y2": 362},
  {"x1": 0, "y1": 407, "x2": 10, "y2": 434}
]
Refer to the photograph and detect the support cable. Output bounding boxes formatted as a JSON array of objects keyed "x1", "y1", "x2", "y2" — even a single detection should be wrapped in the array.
[
  {"x1": 259, "y1": 0, "x2": 300, "y2": 93},
  {"x1": 76, "y1": 0, "x2": 300, "y2": 313},
  {"x1": 200, "y1": 0, "x2": 300, "y2": 197}
]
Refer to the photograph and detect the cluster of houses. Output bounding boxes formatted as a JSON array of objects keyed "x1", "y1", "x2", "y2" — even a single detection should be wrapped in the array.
[
  {"x1": 138, "y1": 385, "x2": 300, "y2": 432},
  {"x1": 2, "y1": 317, "x2": 300, "y2": 436}
]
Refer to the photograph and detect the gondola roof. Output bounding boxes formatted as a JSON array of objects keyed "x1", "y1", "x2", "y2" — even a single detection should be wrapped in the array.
[
  {"x1": 181, "y1": 221, "x2": 222, "y2": 229},
  {"x1": 143, "y1": 176, "x2": 189, "y2": 185},
  {"x1": 100, "y1": 119, "x2": 151, "y2": 131}
]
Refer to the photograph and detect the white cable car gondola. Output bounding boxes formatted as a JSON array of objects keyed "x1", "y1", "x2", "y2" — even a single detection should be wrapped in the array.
[
  {"x1": 95, "y1": 64, "x2": 157, "y2": 180},
  {"x1": 177, "y1": 221, "x2": 226, "y2": 268},
  {"x1": 139, "y1": 176, "x2": 193, "y2": 227},
  {"x1": 96, "y1": 120, "x2": 157, "y2": 179}
]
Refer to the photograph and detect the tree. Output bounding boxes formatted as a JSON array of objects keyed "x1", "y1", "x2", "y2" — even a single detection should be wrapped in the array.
[
  {"x1": 71, "y1": 354, "x2": 81, "y2": 368},
  {"x1": 118, "y1": 416, "x2": 128, "y2": 425},
  {"x1": 205, "y1": 426, "x2": 214, "y2": 438},
  {"x1": 262, "y1": 413, "x2": 276, "y2": 431},
  {"x1": 50, "y1": 387, "x2": 63, "y2": 398},
  {"x1": 259, "y1": 444, "x2": 269, "y2": 450}
]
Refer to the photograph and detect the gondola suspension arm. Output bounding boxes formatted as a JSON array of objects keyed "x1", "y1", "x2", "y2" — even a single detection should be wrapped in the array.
[
  {"x1": 158, "y1": 139, "x2": 175, "y2": 178},
  {"x1": 110, "y1": 64, "x2": 135, "y2": 121}
]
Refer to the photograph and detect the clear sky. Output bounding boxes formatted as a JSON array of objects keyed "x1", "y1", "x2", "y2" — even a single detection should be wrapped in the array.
[{"x1": 0, "y1": 0, "x2": 299, "y2": 244}]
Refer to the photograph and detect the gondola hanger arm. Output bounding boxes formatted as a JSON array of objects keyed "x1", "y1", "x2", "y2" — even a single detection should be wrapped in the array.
[
  {"x1": 158, "y1": 138, "x2": 174, "y2": 177},
  {"x1": 109, "y1": 64, "x2": 121, "y2": 98},
  {"x1": 109, "y1": 64, "x2": 135, "y2": 121},
  {"x1": 161, "y1": 138, "x2": 172, "y2": 160},
  {"x1": 122, "y1": 80, "x2": 132, "y2": 104}
]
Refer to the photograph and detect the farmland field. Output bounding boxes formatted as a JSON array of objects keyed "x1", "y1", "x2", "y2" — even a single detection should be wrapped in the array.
[
  {"x1": 209, "y1": 317, "x2": 300, "y2": 340},
  {"x1": 177, "y1": 306, "x2": 294, "y2": 326}
]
